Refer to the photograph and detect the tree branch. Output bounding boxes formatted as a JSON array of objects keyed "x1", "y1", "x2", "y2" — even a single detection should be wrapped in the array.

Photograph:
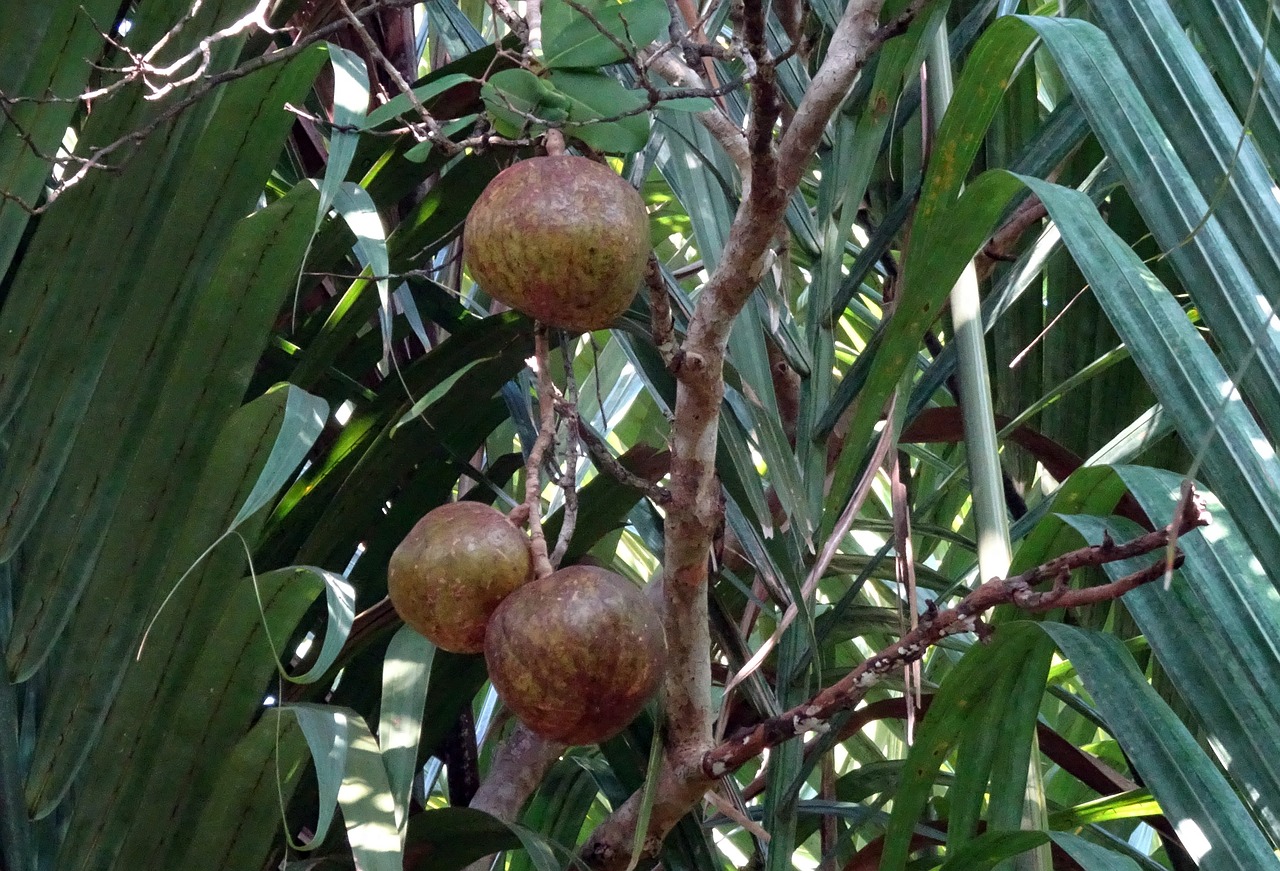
[
  {"x1": 583, "y1": 481, "x2": 1206, "y2": 869},
  {"x1": 579, "y1": 3, "x2": 921, "y2": 868},
  {"x1": 484, "y1": 0, "x2": 529, "y2": 42},
  {"x1": 776, "y1": 0, "x2": 921, "y2": 190},
  {"x1": 703, "y1": 488, "x2": 1210, "y2": 775},
  {"x1": 465, "y1": 723, "x2": 565, "y2": 871},
  {"x1": 642, "y1": 50, "x2": 750, "y2": 177},
  {"x1": 512, "y1": 324, "x2": 557, "y2": 580},
  {"x1": 1, "y1": 0, "x2": 428, "y2": 213}
]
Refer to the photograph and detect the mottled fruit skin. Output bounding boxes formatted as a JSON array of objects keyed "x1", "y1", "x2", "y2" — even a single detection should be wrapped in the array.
[
  {"x1": 463, "y1": 155, "x2": 650, "y2": 332},
  {"x1": 388, "y1": 502, "x2": 532, "y2": 653},
  {"x1": 484, "y1": 565, "x2": 666, "y2": 745}
]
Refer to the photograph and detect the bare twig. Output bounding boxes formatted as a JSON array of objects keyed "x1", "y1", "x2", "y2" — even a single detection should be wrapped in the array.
[
  {"x1": 0, "y1": 0, "x2": 441, "y2": 213},
  {"x1": 642, "y1": 50, "x2": 750, "y2": 177},
  {"x1": 703, "y1": 489, "x2": 1210, "y2": 775},
  {"x1": 485, "y1": 0, "x2": 530, "y2": 41},
  {"x1": 645, "y1": 254, "x2": 678, "y2": 367},
  {"x1": 526, "y1": 0, "x2": 544, "y2": 60},
  {"x1": 146, "y1": 2, "x2": 272, "y2": 90},
  {"x1": 977, "y1": 194, "x2": 1049, "y2": 279},
  {"x1": 890, "y1": 449, "x2": 921, "y2": 724},
  {"x1": 562, "y1": 407, "x2": 672, "y2": 504},
  {"x1": 550, "y1": 340, "x2": 581, "y2": 567},
  {"x1": 336, "y1": 0, "x2": 461, "y2": 156}
]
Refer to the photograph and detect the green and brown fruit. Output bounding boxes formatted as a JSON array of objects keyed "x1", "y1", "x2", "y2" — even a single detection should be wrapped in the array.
[
  {"x1": 388, "y1": 502, "x2": 533, "y2": 654},
  {"x1": 463, "y1": 155, "x2": 650, "y2": 333},
  {"x1": 484, "y1": 565, "x2": 667, "y2": 745}
]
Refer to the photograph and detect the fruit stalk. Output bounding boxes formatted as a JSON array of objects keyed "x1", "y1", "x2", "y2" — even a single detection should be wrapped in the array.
[{"x1": 520, "y1": 324, "x2": 557, "y2": 579}]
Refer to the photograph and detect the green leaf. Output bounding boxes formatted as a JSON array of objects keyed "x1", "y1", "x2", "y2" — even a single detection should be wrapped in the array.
[
  {"x1": 505, "y1": 822, "x2": 568, "y2": 871},
  {"x1": 0, "y1": 45, "x2": 328, "y2": 563},
  {"x1": 881, "y1": 624, "x2": 1049, "y2": 869},
  {"x1": 1048, "y1": 832, "x2": 1143, "y2": 871},
  {"x1": 1089, "y1": 0, "x2": 1280, "y2": 398},
  {"x1": 482, "y1": 68, "x2": 563, "y2": 137},
  {"x1": 0, "y1": 582, "x2": 31, "y2": 871},
  {"x1": 1023, "y1": 12, "x2": 1280, "y2": 457},
  {"x1": 0, "y1": 0, "x2": 118, "y2": 278},
  {"x1": 511, "y1": 758, "x2": 598, "y2": 871},
  {"x1": 395, "y1": 358, "x2": 490, "y2": 429},
  {"x1": 1064, "y1": 465, "x2": 1280, "y2": 845},
  {"x1": 4, "y1": 182, "x2": 322, "y2": 685},
  {"x1": 404, "y1": 807, "x2": 523, "y2": 871},
  {"x1": 626, "y1": 720, "x2": 665, "y2": 871},
  {"x1": 230, "y1": 385, "x2": 330, "y2": 529},
  {"x1": 549, "y1": 71, "x2": 651, "y2": 153},
  {"x1": 175, "y1": 713, "x2": 311, "y2": 871},
  {"x1": 273, "y1": 567, "x2": 355, "y2": 685},
  {"x1": 542, "y1": 0, "x2": 670, "y2": 68},
  {"x1": 1042, "y1": 625, "x2": 1280, "y2": 871},
  {"x1": 326, "y1": 182, "x2": 393, "y2": 368},
  {"x1": 363, "y1": 73, "x2": 478, "y2": 128},
  {"x1": 378, "y1": 626, "x2": 435, "y2": 831},
  {"x1": 79, "y1": 563, "x2": 333, "y2": 871},
  {"x1": 1173, "y1": 0, "x2": 1280, "y2": 176},
  {"x1": 824, "y1": 171, "x2": 1025, "y2": 528},
  {"x1": 284, "y1": 703, "x2": 403, "y2": 870},
  {"x1": 1048, "y1": 789, "x2": 1159, "y2": 828},
  {"x1": 937, "y1": 830, "x2": 1051, "y2": 871},
  {"x1": 319, "y1": 45, "x2": 369, "y2": 221},
  {"x1": 1018, "y1": 174, "x2": 1280, "y2": 580},
  {"x1": 948, "y1": 632, "x2": 1053, "y2": 850},
  {"x1": 19, "y1": 381, "x2": 325, "y2": 820}
]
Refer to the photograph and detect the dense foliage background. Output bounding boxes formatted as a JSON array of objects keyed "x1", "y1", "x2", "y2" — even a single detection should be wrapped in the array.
[{"x1": 3, "y1": 1, "x2": 1280, "y2": 870}]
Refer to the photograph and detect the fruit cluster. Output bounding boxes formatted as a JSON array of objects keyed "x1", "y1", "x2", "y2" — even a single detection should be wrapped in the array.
[
  {"x1": 388, "y1": 502, "x2": 666, "y2": 745},
  {"x1": 387, "y1": 157, "x2": 661, "y2": 744}
]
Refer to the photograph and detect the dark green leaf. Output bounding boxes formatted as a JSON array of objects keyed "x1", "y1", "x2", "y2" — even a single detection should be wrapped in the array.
[
  {"x1": 405, "y1": 807, "x2": 522, "y2": 871},
  {"x1": 938, "y1": 830, "x2": 1051, "y2": 871},
  {"x1": 549, "y1": 71, "x2": 651, "y2": 153},
  {"x1": 1043, "y1": 625, "x2": 1280, "y2": 871},
  {"x1": 542, "y1": 0, "x2": 670, "y2": 68},
  {"x1": 482, "y1": 68, "x2": 564, "y2": 137},
  {"x1": 363, "y1": 73, "x2": 479, "y2": 129}
]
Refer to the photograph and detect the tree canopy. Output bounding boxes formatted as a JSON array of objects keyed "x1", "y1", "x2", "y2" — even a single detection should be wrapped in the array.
[{"x1": 3, "y1": 2, "x2": 1280, "y2": 871}]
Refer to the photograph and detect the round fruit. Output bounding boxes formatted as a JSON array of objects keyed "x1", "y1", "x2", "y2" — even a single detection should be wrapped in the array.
[
  {"x1": 484, "y1": 565, "x2": 666, "y2": 745},
  {"x1": 388, "y1": 502, "x2": 532, "y2": 654},
  {"x1": 463, "y1": 155, "x2": 650, "y2": 333}
]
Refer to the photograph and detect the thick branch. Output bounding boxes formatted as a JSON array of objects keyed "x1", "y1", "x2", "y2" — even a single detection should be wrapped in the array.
[
  {"x1": 579, "y1": 4, "x2": 942, "y2": 868},
  {"x1": 576, "y1": 4, "x2": 923, "y2": 869},
  {"x1": 645, "y1": 254, "x2": 678, "y2": 367},
  {"x1": 464, "y1": 724, "x2": 565, "y2": 871},
  {"x1": 776, "y1": 0, "x2": 906, "y2": 190}
]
